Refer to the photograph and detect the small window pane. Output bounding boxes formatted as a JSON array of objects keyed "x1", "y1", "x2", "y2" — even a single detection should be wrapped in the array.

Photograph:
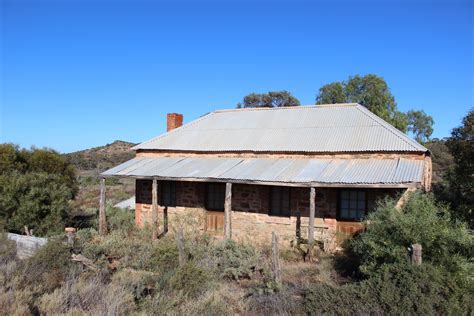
[
  {"x1": 162, "y1": 181, "x2": 176, "y2": 207},
  {"x1": 339, "y1": 190, "x2": 366, "y2": 221},
  {"x1": 341, "y1": 199, "x2": 349, "y2": 210},
  {"x1": 340, "y1": 209, "x2": 349, "y2": 219},
  {"x1": 270, "y1": 186, "x2": 290, "y2": 216},
  {"x1": 350, "y1": 191, "x2": 357, "y2": 201},
  {"x1": 206, "y1": 183, "x2": 225, "y2": 211}
]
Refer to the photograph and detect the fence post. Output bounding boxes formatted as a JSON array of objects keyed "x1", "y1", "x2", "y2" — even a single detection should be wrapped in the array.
[
  {"x1": 272, "y1": 231, "x2": 282, "y2": 284},
  {"x1": 411, "y1": 243, "x2": 422, "y2": 265},
  {"x1": 65, "y1": 227, "x2": 76, "y2": 246},
  {"x1": 99, "y1": 178, "x2": 108, "y2": 235},
  {"x1": 152, "y1": 178, "x2": 159, "y2": 240},
  {"x1": 176, "y1": 227, "x2": 186, "y2": 266}
]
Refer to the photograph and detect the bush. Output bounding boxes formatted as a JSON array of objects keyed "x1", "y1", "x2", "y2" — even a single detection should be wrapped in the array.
[
  {"x1": 169, "y1": 262, "x2": 211, "y2": 298},
  {"x1": 106, "y1": 206, "x2": 135, "y2": 232},
  {"x1": 303, "y1": 263, "x2": 472, "y2": 315},
  {"x1": 0, "y1": 144, "x2": 77, "y2": 236},
  {"x1": 211, "y1": 239, "x2": 260, "y2": 280},
  {"x1": 350, "y1": 192, "x2": 473, "y2": 279},
  {"x1": 39, "y1": 274, "x2": 135, "y2": 315}
]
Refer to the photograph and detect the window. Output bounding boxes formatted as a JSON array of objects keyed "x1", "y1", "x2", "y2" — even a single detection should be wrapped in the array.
[
  {"x1": 206, "y1": 183, "x2": 225, "y2": 211},
  {"x1": 161, "y1": 181, "x2": 177, "y2": 207},
  {"x1": 339, "y1": 190, "x2": 366, "y2": 220},
  {"x1": 270, "y1": 186, "x2": 291, "y2": 216}
]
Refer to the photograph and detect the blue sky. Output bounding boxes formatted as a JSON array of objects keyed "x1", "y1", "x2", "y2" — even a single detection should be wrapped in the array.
[{"x1": 1, "y1": 0, "x2": 472, "y2": 153}]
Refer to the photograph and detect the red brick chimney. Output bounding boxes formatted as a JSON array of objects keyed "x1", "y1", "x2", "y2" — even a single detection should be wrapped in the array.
[{"x1": 167, "y1": 113, "x2": 183, "y2": 132}]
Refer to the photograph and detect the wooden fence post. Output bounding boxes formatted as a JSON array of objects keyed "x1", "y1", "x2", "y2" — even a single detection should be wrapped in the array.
[
  {"x1": 99, "y1": 178, "x2": 108, "y2": 236},
  {"x1": 152, "y1": 178, "x2": 159, "y2": 240},
  {"x1": 411, "y1": 244, "x2": 422, "y2": 265},
  {"x1": 224, "y1": 182, "x2": 232, "y2": 239},
  {"x1": 65, "y1": 227, "x2": 76, "y2": 246},
  {"x1": 308, "y1": 187, "x2": 316, "y2": 245},
  {"x1": 272, "y1": 231, "x2": 282, "y2": 284},
  {"x1": 177, "y1": 227, "x2": 186, "y2": 266}
]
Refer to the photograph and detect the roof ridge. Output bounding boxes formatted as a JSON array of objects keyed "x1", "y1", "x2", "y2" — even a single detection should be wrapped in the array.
[
  {"x1": 213, "y1": 103, "x2": 358, "y2": 113},
  {"x1": 354, "y1": 105, "x2": 428, "y2": 152}
]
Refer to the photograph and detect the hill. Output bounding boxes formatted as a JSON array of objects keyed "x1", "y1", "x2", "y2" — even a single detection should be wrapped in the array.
[
  {"x1": 64, "y1": 140, "x2": 137, "y2": 213},
  {"x1": 64, "y1": 140, "x2": 137, "y2": 171}
]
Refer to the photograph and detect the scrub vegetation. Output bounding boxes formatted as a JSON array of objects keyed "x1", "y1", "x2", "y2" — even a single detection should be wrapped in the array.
[{"x1": 0, "y1": 192, "x2": 472, "y2": 315}]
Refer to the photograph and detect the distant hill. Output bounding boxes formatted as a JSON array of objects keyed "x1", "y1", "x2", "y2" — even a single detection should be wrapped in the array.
[{"x1": 64, "y1": 140, "x2": 137, "y2": 171}]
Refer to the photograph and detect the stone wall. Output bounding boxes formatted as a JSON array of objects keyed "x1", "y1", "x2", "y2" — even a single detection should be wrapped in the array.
[{"x1": 134, "y1": 179, "x2": 402, "y2": 247}]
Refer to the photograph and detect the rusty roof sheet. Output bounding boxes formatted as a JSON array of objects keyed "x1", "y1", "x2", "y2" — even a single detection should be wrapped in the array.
[
  {"x1": 101, "y1": 156, "x2": 425, "y2": 186},
  {"x1": 133, "y1": 104, "x2": 427, "y2": 153}
]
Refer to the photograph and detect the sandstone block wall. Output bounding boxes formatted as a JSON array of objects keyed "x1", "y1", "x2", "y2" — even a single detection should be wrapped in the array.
[{"x1": 134, "y1": 179, "x2": 402, "y2": 247}]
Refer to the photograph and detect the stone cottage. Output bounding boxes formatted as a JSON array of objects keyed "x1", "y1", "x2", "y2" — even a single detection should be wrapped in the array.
[{"x1": 101, "y1": 104, "x2": 432, "y2": 245}]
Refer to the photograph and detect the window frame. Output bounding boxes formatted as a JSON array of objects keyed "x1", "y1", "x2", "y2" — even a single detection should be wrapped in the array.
[
  {"x1": 205, "y1": 183, "x2": 226, "y2": 211},
  {"x1": 337, "y1": 189, "x2": 368, "y2": 221},
  {"x1": 269, "y1": 186, "x2": 291, "y2": 217},
  {"x1": 160, "y1": 181, "x2": 177, "y2": 207}
]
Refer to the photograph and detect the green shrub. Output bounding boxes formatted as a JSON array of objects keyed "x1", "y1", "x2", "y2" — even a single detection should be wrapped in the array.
[
  {"x1": 148, "y1": 236, "x2": 179, "y2": 273},
  {"x1": 112, "y1": 269, "x2": 159, "y2": 302},
  {"x1": 303, "y1": 263, "x2": 472, "y2": 315},
  {"x1": 23, "y1": 239, "x2": 74, "y2": 292},
  {"x1": 106, "y1": 206, "x2": 135, "y2": 232},
  {"x1": 211, "y1": 239, "x2": 260, "y2": 280},
  {"x1": 0, "y1": 172, "x2": 75, "y2": 236},
  {"x1": 169, "y1": 262, "x2": 211, "y2": 298},
  {"x1": 0, "y1": 233, "x2": 16, "y2": 264},
  {"x1": 350, "y1": 192, "x2": 473, "y2": 279}
]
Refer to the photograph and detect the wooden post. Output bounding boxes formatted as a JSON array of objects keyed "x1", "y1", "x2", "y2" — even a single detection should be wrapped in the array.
[
  {"x1": 308, "y1": 187, "x2": 316, "y2": 245},
  {"x1": 152, "y1": 178, "x2": 159, "y2": 240},
  {"x1": 224, "y1": 182, "x2": 232, "y2": 239},
  {"x1": 65, "y1": 227, "x2": 76, "y2": 246},
  {"x1": 411, "y1": 244, "x2": 422, "y2": 265},
  {"x1": 99, "y1": 178, "x2": 108, "y2": 235},
  {"x1": 272, "y1": 231, "x2": 282, "y2": 284},
  {"x1": 177, "y1": 227, "x2": 186, "y2": 266}
]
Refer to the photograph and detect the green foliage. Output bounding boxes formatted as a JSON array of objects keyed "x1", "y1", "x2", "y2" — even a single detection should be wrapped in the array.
[
  {"x1": 303, "y1": 263, "x2": 472, "y2": 315},
  {"x1": 237, "y1": 90, "x2": 300, "y2": 108},
  {"x1": 315, "y1": 82, "x2": 346, "y2": 104},
  {"x1": 211, "y1": 239, "x2": 260, "y2": 280},
  {"x1": 426, "y1": 138, "x2": 455, "y2": 184},
  {"x1": 316, "y1": 74, "x2": 414, "y2": 132},
  {"x1": 106, "y1": 206, "x2": 135, "y2": 232},
  {"x1": 407, "y1": 109, "x2": 434, "y2": 143},
  {"x1": 350, "y1": 192, "x2": 473, "y2": 280},
  {"x1": 169, "y1": 262, "x2": 211, "y2": 298},
  {"x1": 0, "y1": 144, "x2": 78, "y2": 236},
  {"x1": 0, "y1": 172, "x2": 75, "y2": 236},
  {"x1": 443, "y1": 108, "x2": 474, "y2": 227}
]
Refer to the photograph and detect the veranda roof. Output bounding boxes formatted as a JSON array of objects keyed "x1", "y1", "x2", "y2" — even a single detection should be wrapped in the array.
[{"x1": 101, "y1": 156, "x2": 425, "y2": 188}]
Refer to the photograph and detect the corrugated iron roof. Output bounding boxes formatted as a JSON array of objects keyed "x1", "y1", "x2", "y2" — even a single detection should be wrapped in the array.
[
  {"x1": 133, "y1": 104, "x2": 427, "y2": 153},
  {"x1": 102, "y1": 156, "x2": 425, "y2": 186}
]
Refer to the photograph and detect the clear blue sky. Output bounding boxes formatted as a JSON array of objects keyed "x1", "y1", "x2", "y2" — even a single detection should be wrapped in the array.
[{"x1": 1, "y1": 0, "x2": 472, "y2": 153}]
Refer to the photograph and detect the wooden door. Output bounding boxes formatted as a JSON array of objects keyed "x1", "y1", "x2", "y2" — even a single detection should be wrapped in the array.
[{"x1": 205, "y1": 211, "x2": 224, "y2": 231}]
